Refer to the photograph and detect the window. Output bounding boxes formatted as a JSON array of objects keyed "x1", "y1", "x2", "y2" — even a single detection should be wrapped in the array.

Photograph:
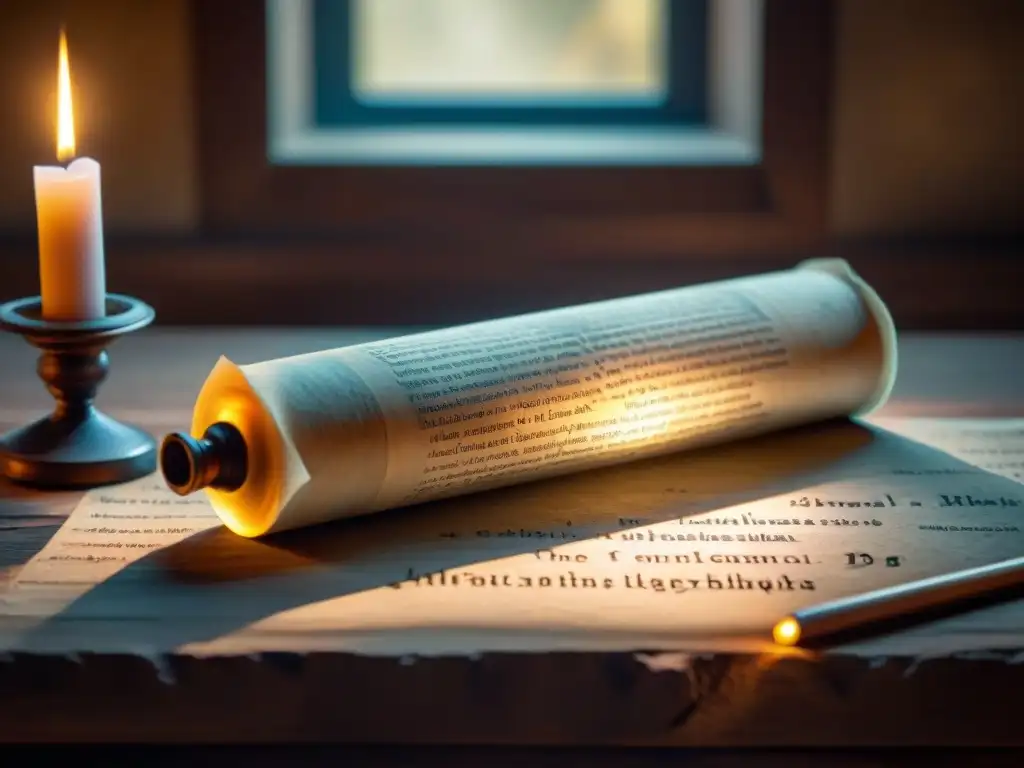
[
  {"x1": 192, "y1": 0, "x2": 833, "y2": 324},
  {"x1": 267, "y1": 0, "x2": 762, "y2": 165}
]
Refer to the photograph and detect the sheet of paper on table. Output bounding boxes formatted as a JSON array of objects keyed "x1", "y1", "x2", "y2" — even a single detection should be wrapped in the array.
[{"x1": 1, "y1": 417, "x2": 1022, "y2": 658}]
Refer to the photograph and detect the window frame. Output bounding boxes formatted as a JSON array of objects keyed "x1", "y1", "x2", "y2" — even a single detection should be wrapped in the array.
[
  {"x1": 189, "y1": 0, "x2": 834, "y2": 321},
  {"x1": 199, "y1": 0, "x2": 832, "y2": 243},
  {"x1": 266, "y1": 0, "x2": 756, "y2": 167}
]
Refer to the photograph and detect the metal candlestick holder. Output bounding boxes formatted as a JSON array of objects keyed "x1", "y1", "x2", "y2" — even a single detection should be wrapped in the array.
[{"x1": 0, "y1": 294, "x2": 157, "y2": 488}]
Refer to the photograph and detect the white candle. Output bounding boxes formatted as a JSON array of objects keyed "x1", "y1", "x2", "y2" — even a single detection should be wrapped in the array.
[{"x1": 34, "y1": 30, "x2": 106, "y2": 321}]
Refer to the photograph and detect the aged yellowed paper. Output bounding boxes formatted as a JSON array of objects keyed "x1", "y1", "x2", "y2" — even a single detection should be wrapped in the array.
[
  {"x1": 190, "y1": 259, "x2": 895, "y2": 536},
  {"x1": 2, "y1": 417, "x2": 1021, "y2": 658}
]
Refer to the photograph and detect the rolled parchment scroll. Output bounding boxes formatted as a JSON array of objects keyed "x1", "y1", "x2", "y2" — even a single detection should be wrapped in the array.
[{"x1": 160, "y1": 259, "x2": 897, "y2": 538}]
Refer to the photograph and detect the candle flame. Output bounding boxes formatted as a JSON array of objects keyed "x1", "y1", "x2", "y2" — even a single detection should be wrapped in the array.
[{"x1": 56, "y1": 29, "x2": 76, "y2": 163}]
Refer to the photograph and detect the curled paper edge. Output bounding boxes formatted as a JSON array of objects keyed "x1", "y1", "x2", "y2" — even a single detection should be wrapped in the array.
[
  {"x1": 192, "y1": 356, "x2": 311, "y2": 537},
  {"x1": 798, "y1": 258, "x2": 899, "y2": 416}
]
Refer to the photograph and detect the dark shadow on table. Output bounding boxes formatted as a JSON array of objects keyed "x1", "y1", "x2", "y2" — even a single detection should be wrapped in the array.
[
  {"x1": 12, "y1": 744, "x2": 1024, "y2": 768},
  {"x1": 0, "y1": 446, "x2": 78, "y2": 569},
  {"x1": 17, "y1": 416, "x2": 1018, "y2": 653}
]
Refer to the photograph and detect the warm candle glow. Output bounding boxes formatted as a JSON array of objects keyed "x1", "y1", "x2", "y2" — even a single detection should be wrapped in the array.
[
  {"x1": 772, "y1": 617, "x2": 801, "y2": 646},
  {"x1": 56, "y1": 29, "x2": 76, "y2": 163},
  {"x1": 35, "y1": 25, "x2": 105, "y2": 320}
]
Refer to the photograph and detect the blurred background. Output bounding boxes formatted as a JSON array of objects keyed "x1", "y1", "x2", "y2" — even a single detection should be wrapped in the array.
[{"x1": 0, "y1": 0, "x2": 1020, "y2": 328}]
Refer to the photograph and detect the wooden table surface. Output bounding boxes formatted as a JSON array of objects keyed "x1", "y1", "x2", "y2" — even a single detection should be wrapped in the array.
[{"x1": 1, "y1": 328, "x2": 1024, "y2": 754}]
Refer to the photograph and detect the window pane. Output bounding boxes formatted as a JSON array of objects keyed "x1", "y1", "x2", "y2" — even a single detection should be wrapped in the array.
[{"x1": 353, "y1": 0, "x2": 666, "y2": 102}]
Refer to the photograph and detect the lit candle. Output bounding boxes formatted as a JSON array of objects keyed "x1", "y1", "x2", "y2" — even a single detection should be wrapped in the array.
[{"x1": 34, "y1": 29, "x2": 106, "y2": 321}]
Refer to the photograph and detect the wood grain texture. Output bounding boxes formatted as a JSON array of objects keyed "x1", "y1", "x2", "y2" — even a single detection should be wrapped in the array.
[
  {"x1": 0, "y1": 649, "x2": 1021, "y2": 746},
  {"x1": 0, "y1": 236, "x2": 1021, "y2": 328},
  {"x1": 1, "y1": 329, "x2": 1024, "y2": 746},
  {"x1": 1, "y1": 747, "x2": 1021, "y2": 768}
]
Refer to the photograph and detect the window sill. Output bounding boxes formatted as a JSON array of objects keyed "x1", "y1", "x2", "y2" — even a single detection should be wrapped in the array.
[{"x1": 268, "y1": 126, "x2": 760, "y2": 167}]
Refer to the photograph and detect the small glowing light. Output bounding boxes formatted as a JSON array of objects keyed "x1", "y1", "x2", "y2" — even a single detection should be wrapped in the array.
[
  {"x1": 772, "y1": 617, "x2": 801, "y2": 646},
  {"x1": 56, "y1": 29, "x2": 76, "y2": 163}
]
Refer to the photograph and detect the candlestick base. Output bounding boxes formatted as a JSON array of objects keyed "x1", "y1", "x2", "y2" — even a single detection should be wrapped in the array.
[{"x1": 0, "y1": 295, "x2": 157, "y2": 489}]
